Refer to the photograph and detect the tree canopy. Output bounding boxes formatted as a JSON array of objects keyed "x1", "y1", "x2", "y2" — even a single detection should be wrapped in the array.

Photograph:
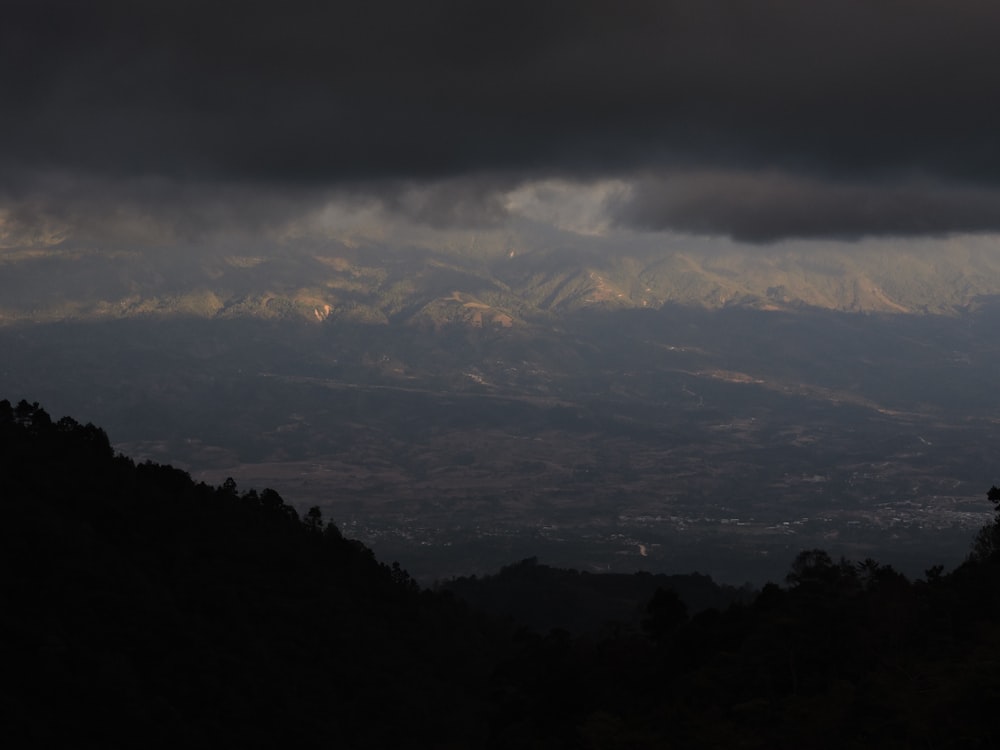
[{"x1": 5, "y1": 398, "x2": 1000, "y2": 748}]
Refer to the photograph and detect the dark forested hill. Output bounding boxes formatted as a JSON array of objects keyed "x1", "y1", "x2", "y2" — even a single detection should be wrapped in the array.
[
  {"x1": 0, "y1": 399, "x2": 505, "y2": 747},
  {"x1": 6, "y1": 398, "x2": 1000, "y2": 748},
  {"x1": 441, "y1": 558, "x2": 750, "y2": 636}
]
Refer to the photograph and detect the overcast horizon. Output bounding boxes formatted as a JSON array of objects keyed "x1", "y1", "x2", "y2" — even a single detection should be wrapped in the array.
[{"x1": 4, "y1": 1, "x2": 1000, "y2": 260}]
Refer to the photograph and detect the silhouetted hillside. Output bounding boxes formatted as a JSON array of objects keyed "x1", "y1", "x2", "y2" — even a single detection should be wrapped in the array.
[
  {"x1": 0, "y1": 399, "x2": 503, "y2": 747},
  {"x1": 6, "y1": 399, "x2": 1000, "y2": 748},
  {"x1": 441, "y1": 558, "x2": 750, "y2": 635}
]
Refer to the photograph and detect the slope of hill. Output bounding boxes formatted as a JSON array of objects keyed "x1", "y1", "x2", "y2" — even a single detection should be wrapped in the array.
[
  {"x1": 0, "y1": 399, "x2": 504, "y2": 747},
  {"x1": 8, "y1": 400, "x2": 1000, "y2": 748}
]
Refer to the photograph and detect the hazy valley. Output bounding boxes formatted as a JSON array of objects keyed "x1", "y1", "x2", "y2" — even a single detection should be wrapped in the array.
[{"x1": 2, "y1": 241, "x2": 999, "y2": 583}]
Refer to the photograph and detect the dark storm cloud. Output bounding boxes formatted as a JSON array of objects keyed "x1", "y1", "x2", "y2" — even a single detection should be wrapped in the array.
[
  {"x1": 4, "y1": 0, "x2": 1000, "y2": 241},
  {"x1": 611, "y1": 172, "x2": 1000, "y2": 243}
]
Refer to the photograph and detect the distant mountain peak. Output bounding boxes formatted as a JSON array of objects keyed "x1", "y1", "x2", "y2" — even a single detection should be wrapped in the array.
[{"x1": 2, "y1": 243, "x2": 998, "y2": 325}]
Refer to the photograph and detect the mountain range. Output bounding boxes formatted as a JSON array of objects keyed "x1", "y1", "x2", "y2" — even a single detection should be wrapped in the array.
[
  {"x1": 4, "y1": 236, "x2": 1000, "y2": 326},
  {"x1": 3, "y1": 237, "x2": 1000, "y2": 583}
]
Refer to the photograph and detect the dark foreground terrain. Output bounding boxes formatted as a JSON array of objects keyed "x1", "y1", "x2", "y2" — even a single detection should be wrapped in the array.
[{"x1": 6, "y1": 399, "x2": 1000, "y2": 748}]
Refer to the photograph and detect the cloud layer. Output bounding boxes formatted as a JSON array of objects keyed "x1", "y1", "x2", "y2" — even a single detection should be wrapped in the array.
[{"x1": 4, "y1": 1, "x2": 1000, "y2": 243}]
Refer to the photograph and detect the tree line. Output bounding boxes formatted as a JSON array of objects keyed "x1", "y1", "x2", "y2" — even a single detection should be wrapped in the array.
[{"x1": 5, "y1": 398, "x2": 1000, "y2": 748}]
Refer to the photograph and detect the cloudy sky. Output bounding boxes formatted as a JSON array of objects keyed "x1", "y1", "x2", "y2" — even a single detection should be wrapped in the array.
[{"x1": 4, "y1": 0, "x2": 1000, "y2": 250}]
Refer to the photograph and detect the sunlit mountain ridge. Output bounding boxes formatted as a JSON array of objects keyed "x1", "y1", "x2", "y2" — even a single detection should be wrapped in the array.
[{"x1": 3, "y1": 239, "x2": 1000, "y2": 325}]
